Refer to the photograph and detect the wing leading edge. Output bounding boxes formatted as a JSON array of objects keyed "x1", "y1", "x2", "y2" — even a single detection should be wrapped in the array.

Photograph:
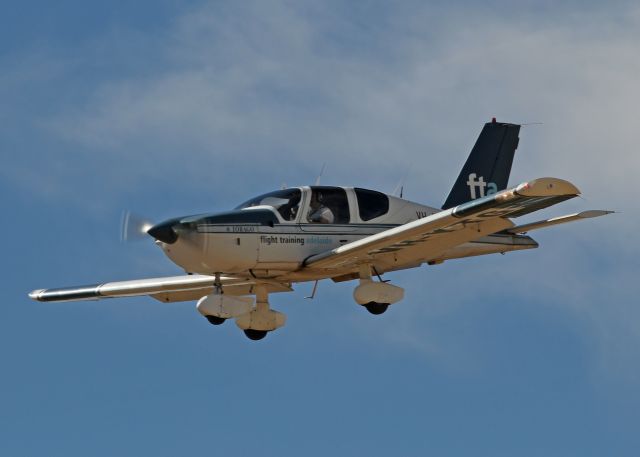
[{"x1": 29, "y1": 275, "x2": 292, "y2": 303}]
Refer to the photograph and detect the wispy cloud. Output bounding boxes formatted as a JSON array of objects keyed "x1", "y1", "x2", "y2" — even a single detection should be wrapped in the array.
[{"x1": 22, "y1": 3, "x2": 636, "y2": 199}]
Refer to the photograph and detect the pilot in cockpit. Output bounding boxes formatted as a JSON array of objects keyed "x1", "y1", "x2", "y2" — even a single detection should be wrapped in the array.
[{"x1": 307, "y1": 191, "x2": 335, "y2": 224}]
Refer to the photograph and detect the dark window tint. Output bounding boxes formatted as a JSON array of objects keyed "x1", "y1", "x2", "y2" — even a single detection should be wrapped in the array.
[
  {"x1": 355, "y1": 188, "x2": 389, "y2": 221},
  {"x1": 307, "y1": 187, "x2": 350, "y2": 224}
]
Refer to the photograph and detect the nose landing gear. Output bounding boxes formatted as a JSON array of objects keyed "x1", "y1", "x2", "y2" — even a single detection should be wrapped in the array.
[
  {"x1": 197, "y1": 276, "x2": 286, "y2": 339},
  {"x1": 235, "y1": 285, "x2": 286, "y2": 341},
  {"x1": 243, "y1": 329, "x2": 268, "y2": 341}
]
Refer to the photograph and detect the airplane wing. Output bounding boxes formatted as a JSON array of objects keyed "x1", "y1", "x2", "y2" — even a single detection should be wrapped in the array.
[
  {"x1": 304, "y1": 177, "x2": 598, "y2": 271},
  {"x1": 29, "y1": 274, "x2": 293, "y2": 303}
]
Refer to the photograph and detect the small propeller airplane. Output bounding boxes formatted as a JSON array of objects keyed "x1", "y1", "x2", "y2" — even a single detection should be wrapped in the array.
[{"x1": 29, "y1": 119, "x2": 612, "y2": 340}]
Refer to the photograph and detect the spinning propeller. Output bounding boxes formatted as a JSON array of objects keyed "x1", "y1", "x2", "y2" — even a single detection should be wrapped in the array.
[
  {"x1": 120, "y1": 211, "x2": 155, "y2": 242},
  {"x1": 120, "y1": 211, "x2": 202, "y2": 247}
]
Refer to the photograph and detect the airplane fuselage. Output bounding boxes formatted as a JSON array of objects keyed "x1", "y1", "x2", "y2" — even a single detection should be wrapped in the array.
[{"x1": 151, "y1": 186, "x2": 537, "y2": 282}]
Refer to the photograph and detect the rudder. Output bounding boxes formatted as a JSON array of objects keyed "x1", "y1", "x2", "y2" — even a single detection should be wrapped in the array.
[{"x1": 442, "y1": 119, "x2": 520, "y2": 209}]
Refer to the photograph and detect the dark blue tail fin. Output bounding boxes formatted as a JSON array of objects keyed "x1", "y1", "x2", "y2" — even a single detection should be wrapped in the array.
[{"x1": 442, "y1": 119, "x2": 520, "y2": 209}]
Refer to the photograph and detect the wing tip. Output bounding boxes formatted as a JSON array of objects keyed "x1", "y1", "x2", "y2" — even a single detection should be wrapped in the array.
[
  {"x1": 515, "y1": 177, "x2": 581, "y2": 197},
  {"x1": 28, "y1": 289, "x2": 44, "y2": 301}
]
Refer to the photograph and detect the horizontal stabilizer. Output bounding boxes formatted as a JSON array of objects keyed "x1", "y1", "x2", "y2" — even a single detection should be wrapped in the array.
[{"x1": 506, "y1": 210, "x2": 613, "y2": 234}]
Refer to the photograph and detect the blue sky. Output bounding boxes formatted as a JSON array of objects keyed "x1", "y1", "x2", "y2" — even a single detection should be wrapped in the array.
[{"x1": 2, "y1": 1, "x2": 638, "y2": 455}]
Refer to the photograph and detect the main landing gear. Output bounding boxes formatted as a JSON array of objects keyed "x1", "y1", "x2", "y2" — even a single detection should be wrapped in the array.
[
  {"x1": 353, "y1": 265, "x2": 404, "y2": 315},
  {"x1": 363, "y1": 302, "x2": 389, "y2": 315},
  {"x1": 196, "y1": 279, "x2": 286, "y2": 341}
]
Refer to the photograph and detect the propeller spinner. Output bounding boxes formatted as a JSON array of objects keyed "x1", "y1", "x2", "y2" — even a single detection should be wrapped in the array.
[{"x1": 120, "y1": 211, "x2": 155, "y2": 242}]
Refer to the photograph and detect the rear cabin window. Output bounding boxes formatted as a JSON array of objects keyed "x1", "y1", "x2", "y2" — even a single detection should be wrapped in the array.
[{"x1": 355, "y1": 188, "x2": 389, "y2": 221}]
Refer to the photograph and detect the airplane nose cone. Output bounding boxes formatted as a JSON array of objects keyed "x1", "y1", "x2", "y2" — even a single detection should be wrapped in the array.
[{"x1": 147, "y1": 220, "x2": 179, "y2": 244}]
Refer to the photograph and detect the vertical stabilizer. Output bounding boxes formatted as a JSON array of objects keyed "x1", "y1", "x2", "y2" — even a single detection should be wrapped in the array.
[{"x1": 442, "y1": 119, "x2": 520, "y2": 209}]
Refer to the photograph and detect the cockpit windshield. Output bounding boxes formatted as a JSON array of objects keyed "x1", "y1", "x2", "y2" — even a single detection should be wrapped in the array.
[{"x1": 235, "y1": 189, "x2": 302, "y2": 222}]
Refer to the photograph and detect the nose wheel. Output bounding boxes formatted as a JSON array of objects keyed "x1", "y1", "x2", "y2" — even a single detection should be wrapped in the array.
[
  {"x1": 243, "y1": 329, "x2": 268, "y2": 340},
  {"x1": 235, "y1": 285, "x2": 286, "y2": 341},
  {"x1": 198, "y1": 283, "x2": 287, "y2": 340}
]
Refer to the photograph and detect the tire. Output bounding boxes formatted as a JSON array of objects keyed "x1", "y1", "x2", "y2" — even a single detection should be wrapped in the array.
[
  {"x1": 205, "y1": 315, "x2": 226, "y2": 325},
  {"x1": 364, "y1": 302, "x2": 389, "y2": 315},
  {"x1": 244, "y1": 329, "x2": 268, "y2": 341}
]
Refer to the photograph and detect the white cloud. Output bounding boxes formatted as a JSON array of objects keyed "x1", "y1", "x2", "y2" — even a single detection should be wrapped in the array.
[{"x1": 34, "y1": 3, "x2": 638, "y2": 201}]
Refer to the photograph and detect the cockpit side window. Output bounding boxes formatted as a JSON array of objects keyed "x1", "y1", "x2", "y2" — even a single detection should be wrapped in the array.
[
  {"x1": 355, "y1": 188, "x2": 389, "y2": 221},
  {"x1": 307, "y1": 187, "x2": 350, "y2": 224},
  {"x1": 235, "y1": 189, "x2": 301, "y2": 222}
]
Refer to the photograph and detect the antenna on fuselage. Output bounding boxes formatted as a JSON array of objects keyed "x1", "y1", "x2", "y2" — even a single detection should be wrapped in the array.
[
  {"x1": 392, "y1": 169, "x2": 410, "y2": 198},
  {"x1": 314, "y1": 163, "x2": 326, "y2": 186}
]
